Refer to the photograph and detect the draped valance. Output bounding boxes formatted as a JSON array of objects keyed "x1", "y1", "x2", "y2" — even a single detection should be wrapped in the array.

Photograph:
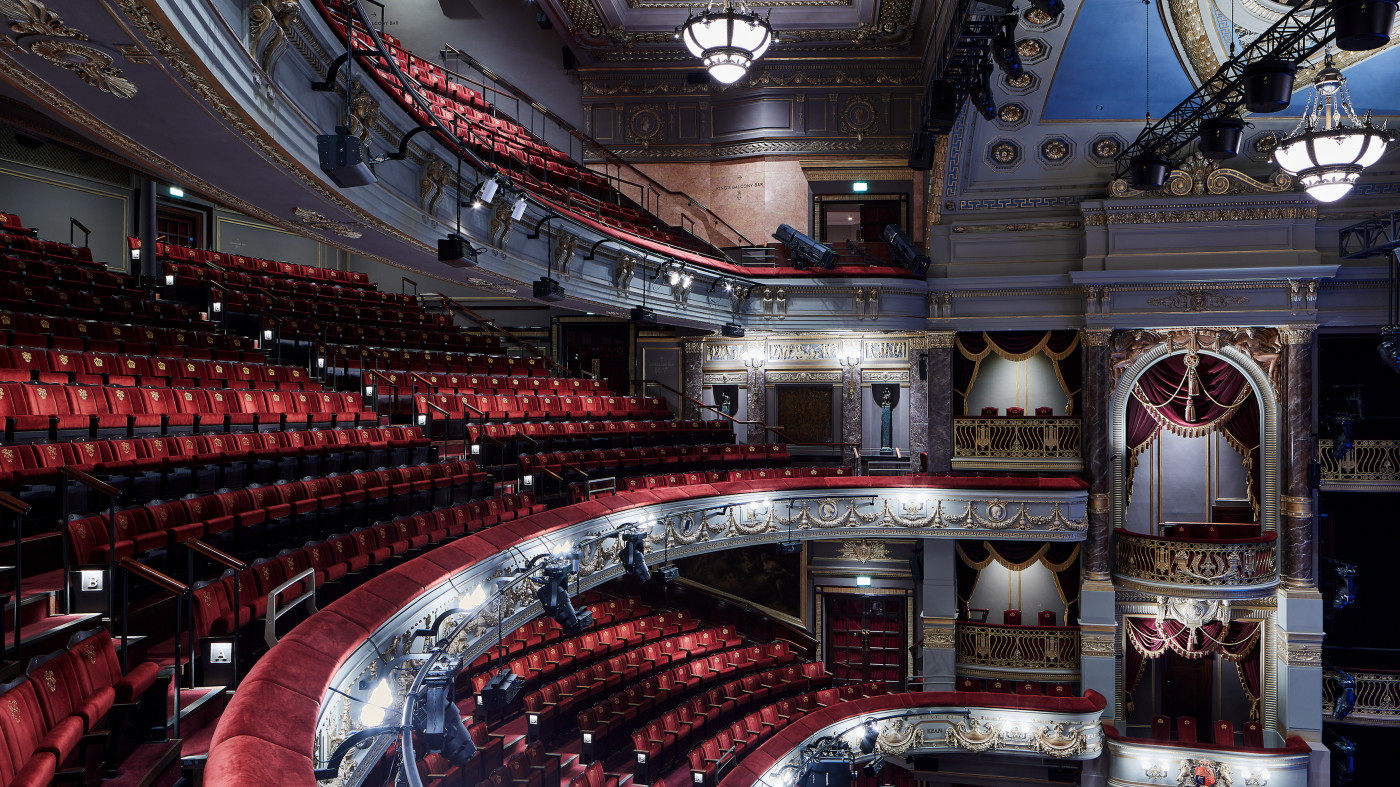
[
  {"x1": 953, "y1": 331, "x2": 1081, "y2": 415},
  {"x1": 1124, "y1": 617, "x2": 1262, "y2": 719},
  {"x1": 955, "y1": 541, "x2": 1081, "y2": 625},
  {"x1": 1125, "y1": 354, "x2": 1261, "y2": 515}
]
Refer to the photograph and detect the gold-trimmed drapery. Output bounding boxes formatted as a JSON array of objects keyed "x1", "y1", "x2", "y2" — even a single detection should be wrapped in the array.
[
  {"x1": 954, "y1": 331, "x2": 1081, "y2": 415},
  {"x1": 955, "y1": 541, "x2": 1081, "y2": 625}
]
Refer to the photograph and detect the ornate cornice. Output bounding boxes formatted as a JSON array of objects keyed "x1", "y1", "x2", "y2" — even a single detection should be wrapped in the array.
[
  {"x1": 1107, "y1": 153, "x2": 1293, "y2": 199},
  {"x1": 1084, "y1": 204, "x2": 1316, "y2": 226}
]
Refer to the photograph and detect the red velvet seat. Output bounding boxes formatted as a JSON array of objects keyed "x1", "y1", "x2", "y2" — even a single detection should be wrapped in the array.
[
  {"x1": 1150, "y1": 715, "x2": 1170, "y2": 740},
  {"x1": 1003, "y1": 609, "x2": 1022, "y2": 625},
  {"x1": 1177, "y1": 716, "x2": 1198, "y2": 743},
  {"x1": 1213, "y1": 720, "x2": 1235, "y2": 746}
]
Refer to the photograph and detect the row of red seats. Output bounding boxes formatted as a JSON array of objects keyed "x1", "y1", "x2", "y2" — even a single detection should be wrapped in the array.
[
  {"x1": 1, "y1": 310, "x2": 262, "y2": 358},
  {"x1": 569, "y1": 762, "x2": 618, "y2": 787},
  {"x1": 0, "y1": 211, "x2": 35, "y2": 236},
  {"x1": 0, "y1": 628, "x2": 159, "y2": 787},
  {"x1": 459, "y1": 419, "x2": 731, "y2": 452},
  {"x1": 1148, "y1": 715, "x2": 1263, "y2": 747},
  {"x1": 1, "y1": 282, "x2": 209, "y2": 330},
  {"x1": 482, "y1": 742, "x2": 562, "y2": 787},
  {"x1": 0, "y1": 347, "x2": 316, "y2": 390},
  {"x1": 296, "y1": 321, "x2": 485, "y2": 354},
  {"x1": 134, "y1": 237, "x2": 373, "y2": 290},
  {"x1": 464, "y1": 601, "x2": 653, "y2": 675},
  {"x1": 2, "y1": 254, "x2": 127, "y2": 293},
  {"x1": 512, "y1": 616, "x2": 721, "y2": 702},
  {"x1": 0, "y1": 426, "x2": 429, "y2": 501},
  {"x1": 510, "y1": 625, "x2": 734, "y2": 736},
  {"x1": 566, "y1": 464, "x2": 847, "y2": 502},
  {"x1": 955, "y1": 676, "x2": 1076, "y2": 696},
  {"x1": 219, "y1": 289, "x2": 450, "y2": 332},
  {"x1": 527, "y1": 443, "x2": 789, "y2": 479},
  {"x1": 66, "y1": 461, "x2": 487, "y2": 564},
  {"x1": 684, "y1": 684, "x2": 888, "y2": 787},
  {"x1": 0, "y1": 234, "x2": 101, "y2": 268},
  {"x1": 188, "y1": 500, "x2": 514, "y2": 645},
  {"x1": 477, "y1": 610, "x2": 699, "y2": 698},
  {"x1": 416, "y1": 392, "x2": 670, "y2": 424},
  {"x1": 163, "y1": 262, "x2": 406, "y2": 307},
  {"x1": 374, "y1": 371, "x2": 604, "y2": 395},
  {"x1": 325, "y1": 341, "x2": 505, "y2": 372},
  {"x1": 313, "y1": 2, "x2": 705, "y2": 254},
  {"x1": 0, "y1": 383, "x2": 376, "y2": 443},
  {"x1": 579, "y1": 650, "x2": 819, "y2": 755}
]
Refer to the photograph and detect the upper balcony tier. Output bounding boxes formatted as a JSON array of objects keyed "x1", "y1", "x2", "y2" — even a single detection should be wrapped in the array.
[
  {"x1": 1113, "y1": 524, "x2": 1278, "y2": 598},
  {"x1": 952, "y1": 415, "x2": 1082, "y2": 472}
]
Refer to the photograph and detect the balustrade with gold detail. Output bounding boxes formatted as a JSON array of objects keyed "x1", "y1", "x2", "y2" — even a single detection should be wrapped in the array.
[
  {"x1": 954, "y1": 621, "x2": 1080, "y2": 678},
  {"x1": 1113, "y1": 528, "x2": 1278, "y2": 597},
  {"x1": 1324, "y1": 668, "x2": 1400, "y2": 726},
  {"x1": 1318, "y1": 438, "x2": 1400, "y2": 489},
  {"x1": 951, "y1": 416, "x2": 1082, "y2": 471}
]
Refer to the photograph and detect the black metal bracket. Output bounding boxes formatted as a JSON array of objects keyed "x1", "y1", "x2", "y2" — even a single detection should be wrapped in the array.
[
  {"x1": 527, "y1": 214, "x2": 567, "y2": 240},
  {"x1": 310, "y1": 49, "x2": 383, "y2": 92},
  {"x1": 584, "y1": 237, "x2": 621, "y2": 261},
  {"x1": 376, "y1": 125, "x2": 438, "y2": 161},
  {"x1": 1113, "y1": 2, "x2": 1338, "y2": 178},
  {"x1": 1339, "y1": 209, "x2": 1400, "y2": 259}
]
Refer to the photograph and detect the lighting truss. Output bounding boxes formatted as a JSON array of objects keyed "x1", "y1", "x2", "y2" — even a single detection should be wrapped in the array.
[
  {"x1": 1338, "y1": 208, "x2": 1400, "y2": 259},
  {"x1": 1113, "y1": 2, "x2": 1341, "y2": 179},
  {"x1": 914, "y1": 0, "x2": 1006, "y2": 135}
]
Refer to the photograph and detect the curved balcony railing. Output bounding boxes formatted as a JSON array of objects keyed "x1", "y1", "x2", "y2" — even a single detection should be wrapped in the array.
[
  {"x1": 1318, "y1": 438, "x2": 1400, "y2": 490},
  {"x1": 954, "y1": 621, "x2": 1081, "y2": 679},
  {"x1": 951, "y1": 416, "x2": 1082, "y2": 471},
  {"x1": 1113, "y1": 528, "x2": 1278, "y2": 597},
  {"x1": 1103, "y1": 725, "x2": 1312, "y2": 787},
  {"x1": 1324, "y1": 668, "x2": 1400, "y2": 726}
]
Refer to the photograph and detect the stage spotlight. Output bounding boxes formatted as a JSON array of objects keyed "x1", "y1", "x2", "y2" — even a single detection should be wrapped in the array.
[
  {"x1": 991, "y1": 14, "x2": 1022, "y2": 79},
  {"x1": 970, "y1": 62, "x2": 997, "y2": 121},
  {"x1": 857, "y1": 719, "x2": 879, "y2": 754},
  {"x1": 536, "y1": 559, "x2": 593, "y2": 634},
  {"x1": 881, "y1": 224, "x2": 930, "y2": 275},
  {"x1": 774, "y1": 223, "x2": 839, "y2": 271},
  {"x1": 777, "y1": 540, "x2": 803, "y2": 555},
  {"x1": 416, "y1": 655, "x2": 463, "y2": 755},
  {"x1": 1377, "y1": 326, "x2": 1400, "y2": 373},
  {"x1": 477, "y1": 177, "x2": 500, "y2": 205},
  {"x1": 657, "y1": 563, "x2": 680, "y2": 583},
  {"x1": 478, "y1": 667, "x2": 524, "y2": 713},
  {"x1": 1029, "y1": 0, "x2": 1065, "y2": 20},
  {"x1": 511, "y1": 195, "x2": 528, "y2": 221},
  {"x1": 621, "y1": 531, "x2": 650, "y2": 583},
  {"x1": 722, "y1": 322, "x2": 745, "y2": 338}
]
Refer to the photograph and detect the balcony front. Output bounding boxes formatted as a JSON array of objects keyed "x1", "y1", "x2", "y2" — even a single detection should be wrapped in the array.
[
  {"x1": 1324, "y1": 668, "x2": 1400, "y2": 727},
  {"x1": 1113, "y1": 525, "x2": 1279, "y2": 598},
  {"x1": 1104, "y1": 724, "x2": 1313, "y2": 787},
  {"x1": 951, "y1": 415, "x2": 1084, "y2": 472},
  {"x1": 1318, "y1": 438, "x2": 1400, "y2": 491},
  {"x1": 954, "y1": 619, "x2": 1081, "y2": 682}
]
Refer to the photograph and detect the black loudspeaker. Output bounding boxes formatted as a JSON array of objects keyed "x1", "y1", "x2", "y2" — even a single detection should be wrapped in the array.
[
  {"x1": 317, "y1": 127, "x2": 376, "y2": 188},
  {"x1": 908, "y1": 131, "x2": 935, "y2": 170},
  {"x1": 562, "y1": 47, "x2": 577, "y2": 72}
]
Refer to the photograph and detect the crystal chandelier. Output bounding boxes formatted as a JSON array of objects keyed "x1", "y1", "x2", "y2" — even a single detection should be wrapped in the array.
[
  {"x1": 1273, "y1": 56, "x2": 1392, "y2": 202},
  {"x1": 677, "y1": 1, "x2": 775, "y2": 85}
]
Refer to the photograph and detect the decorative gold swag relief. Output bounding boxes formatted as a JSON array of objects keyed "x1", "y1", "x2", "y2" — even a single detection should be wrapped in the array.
[
  {"x1": 1108, "y1": 152, "x2": 1292, "y2": 198},
  {"x1": 0, "y1": 0, "x2": 140, "y2": 98}
]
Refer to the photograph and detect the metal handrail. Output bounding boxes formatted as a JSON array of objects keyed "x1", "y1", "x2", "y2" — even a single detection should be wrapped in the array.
[
  {"x1": 439, "y1": 297, "x2": 581, "y2": 379},
  {"x1": 265, "y1": 568, "x2": 318, "y2": 647},
  {"x1": 59, "y1": 465, "x2": 120, "y2": 499},
  {"x1": 438, "y1": 44, "x2": 753, "y2": 247}
]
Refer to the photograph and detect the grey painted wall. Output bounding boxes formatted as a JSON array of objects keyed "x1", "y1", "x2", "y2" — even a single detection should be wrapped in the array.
[
  {"x1": 1125, "y1": 429, "x2": 1251, "y2": 533},
  {"x1": 965, "y1": 354, "x2": 1068, "y2": 415},
  {"x1": 965, "y1": 559, "x2": 1066, "y2": 624},
  {"x1": 0, "y1": 150, "x2": 134, "y2": 272},
  {"x1": 379, "y1": 0, "x2": 583, "y2": 133}
]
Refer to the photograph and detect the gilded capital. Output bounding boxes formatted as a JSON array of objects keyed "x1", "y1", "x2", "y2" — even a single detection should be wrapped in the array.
[
  {"x1": 927, "y1": 331, "x2": 956, "y2": 349},
  {"x1": 1281, "y1": 325, "x2": 1317, "y2": 345},
  {"x1": 1081, "y1": 328, "x2": 1112, "y2": 348}
]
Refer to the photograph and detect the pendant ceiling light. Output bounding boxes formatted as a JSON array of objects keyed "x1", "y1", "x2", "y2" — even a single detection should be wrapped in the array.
[
  {"x1": 677, "y1": 1, "x2": 774, "y2": 85},
  {"x1": 1273, "y1": 56, "x2": 1393, "y2": 202}
]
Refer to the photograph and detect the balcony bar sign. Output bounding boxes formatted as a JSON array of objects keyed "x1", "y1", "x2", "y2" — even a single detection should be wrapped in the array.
[
  {"x1": 1273, "y1": 55, "x2": 1392, "y2": 202},
  {"x1": 678, "y1": 1, "x2": 775, "y2": 85}
]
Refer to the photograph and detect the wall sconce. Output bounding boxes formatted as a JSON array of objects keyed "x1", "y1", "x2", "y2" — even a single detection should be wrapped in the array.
[
  {"x1": 1240, "y1": 768, "x2": 1269, "y2": 787},
  {"x1": 1140, "y1": 758, "x2": 1169, "y2": 780},
  {"x1": 743, "y1": 348, "x2": 765, "y2": 368}
]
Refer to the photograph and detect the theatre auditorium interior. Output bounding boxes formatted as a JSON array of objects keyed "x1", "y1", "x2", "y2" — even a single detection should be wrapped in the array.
[{"x1": 3, "y1": 0, "x2": 1400, "y2": 785}]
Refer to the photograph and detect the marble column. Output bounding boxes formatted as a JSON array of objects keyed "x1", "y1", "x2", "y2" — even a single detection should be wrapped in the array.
[
  {"x1": 919, "y1": 539, "x2": 957, "y2": 691},
  {"x1": 908, "y1": 335, "x2": 930, "y2": 471},
  {"x1": 746, "y1": 341, "x2": 767, "y2": 444},
  {"x1": 1281, "y1": 325, "x2": 1317, "y2": 588},
  {"x1": 1081, "y1": 328, "x2": 1115, "y2": 581},
  {"x1": 681, "y1": 340, "x2": 704, "y2": 420},
  {"x1": 926, "y1": 332, "x2": 956, "y2": 473},
  {"x1": 841, "y1": 364, "x2": 862, "y2": 463}
]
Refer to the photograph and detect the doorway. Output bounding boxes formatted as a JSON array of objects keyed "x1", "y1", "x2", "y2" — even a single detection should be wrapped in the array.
[{"x1": 824, "y1": 593, "x2": 906, "y2": 691}]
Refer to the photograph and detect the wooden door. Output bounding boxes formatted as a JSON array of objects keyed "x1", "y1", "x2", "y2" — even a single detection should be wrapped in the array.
[{"x1": 825, "y1": 594, "x2": 906, "y2": 691}]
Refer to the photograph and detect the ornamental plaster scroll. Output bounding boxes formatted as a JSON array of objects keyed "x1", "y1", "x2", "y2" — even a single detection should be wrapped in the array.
[
  {"x1": 765, "y1": 370, "x2": 842, "y2": 384},
  {"x1": 417, "y1": 159, "x2": 452, "y2": 215},
  {"x1": 1, "y1": 0, "x2": 141, "y2": 98},
  {"x1": 838, "y1": 538, "x2": 891, "y2": 563},
  {"x1": 862, "y1": 369, "x2": 910, "y2": 384},
  {"x1": 313, "y1": 485, "x2": 1089, "y2": 785},
  {"x1": 923, "y1": 624, "x2": 956, "y2": 650},
  {"x1": 702, "y1": 372, "x2": 746, "y2": 386},
  {"x1": 753, "y1": 707, "x2": 1103, "y2": 787},
  {"x1": 552, "y1": 230, "x2": 577, "y2": 277},
  {"x1": 248, "y1": 1, "x2": 299, "y2": 82},
  {"x1": 1109, "y1": 327, "x2": 1282, "y2": 394},
  {"x1": 1107, "y1": 153, "x2": 1292, "y2": 199}
]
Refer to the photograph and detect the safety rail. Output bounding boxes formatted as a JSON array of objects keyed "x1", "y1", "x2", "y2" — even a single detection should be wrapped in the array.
[
  {"x1": 954, "y1": 621, "x2": 1081, "y2": 676},
  {"x1": 639, "y1": 378, "x2": 861, "y2": 466},
  {"x1": 584, "y1": 476, "x2": 617, "y2": 500},
  {"x1": 58, "y1": 465, "x2": 120, "y2": 620},
  {"x1": 184, "y1": 539, "x2": 247, "y2": 686},
  {"x1": 1323, "y1": 668, "x2": 1400, "y2": 726},
  {"x1": 438, "y1": 43, "x2": 752, "y2": 248},
  {"x1": 118, "y1": 557, "x2": 189, "y2": 738},
  {"x1": 951, "y1": 416, "x2": 1082, "y2": 470},
  {"x1": 439, "y1": 297, "x2": 578, "y2": 378},
  {"x1": 1317, "y1": 438, "x2": 1400, "y2": 489},
  {"x1": 1113, "y1": 528, "x2": 1278, "y2": 594},
  {"x1": 265, "y1": 568, "x2": 318, "y2": 647}
]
